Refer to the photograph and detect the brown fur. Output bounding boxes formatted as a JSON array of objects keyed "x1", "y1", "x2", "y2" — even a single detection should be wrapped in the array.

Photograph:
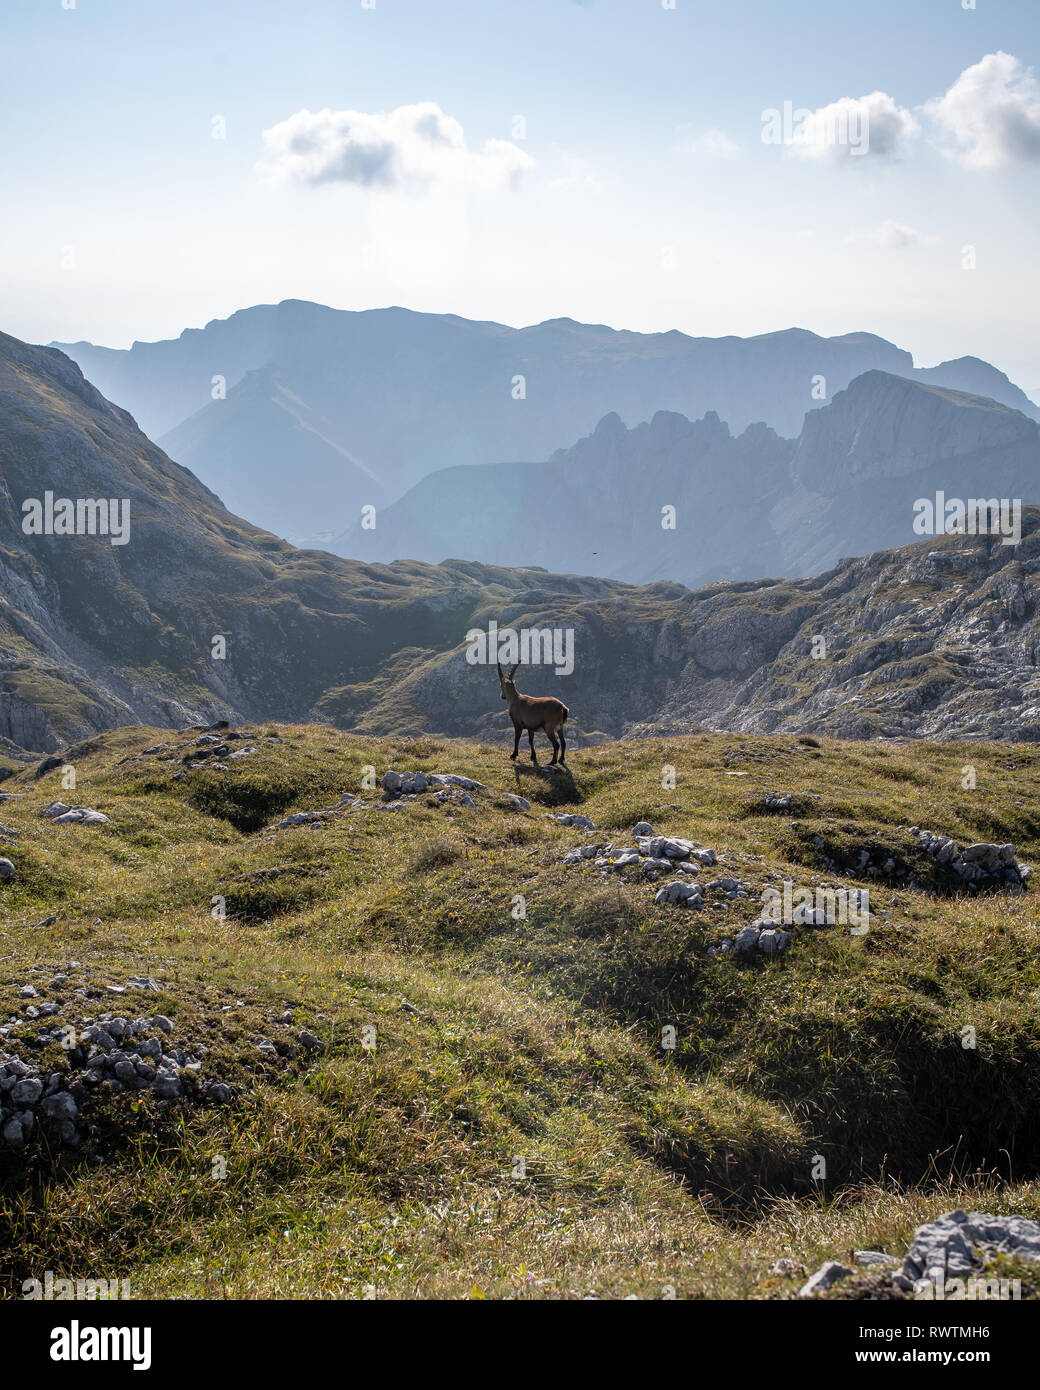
[{"x1": 497, "y1": 661, "x2": 569, "y2": 766}]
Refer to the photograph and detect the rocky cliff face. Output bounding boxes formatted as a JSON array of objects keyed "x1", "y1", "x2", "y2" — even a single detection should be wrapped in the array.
[
  {"x1": 3, "y1": 331, "x2": 1039, "y2": 751},
  {"x1": 771, "y1": 373, "x2": 1040, "y2": 577},
  {"x1": 792, "y1": 372, "x2": 1037, "y2": 488},
  {"x1": 338, "y1": 408, "x2": 794, "y2": 586}
]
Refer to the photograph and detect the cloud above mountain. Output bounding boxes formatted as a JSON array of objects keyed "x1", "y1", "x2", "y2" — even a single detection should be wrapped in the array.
[
  {"x1": 768, "y1": 52, "x2": 1039, "y2": 173},
  {"x1": 258, "y1": 102, "x2": 534, "y2": 193},
  {"x1": 786, "y1": 91, "x2": 918, "y2": 163},
  {"x1": 923, "y1": 51, "x2": 1040, "y2": 169}
]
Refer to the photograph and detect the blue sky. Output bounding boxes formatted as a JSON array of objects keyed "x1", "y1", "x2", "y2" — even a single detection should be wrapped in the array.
[{"x1": 2, "y1": 0, "x2": 1038, "y2": 392}]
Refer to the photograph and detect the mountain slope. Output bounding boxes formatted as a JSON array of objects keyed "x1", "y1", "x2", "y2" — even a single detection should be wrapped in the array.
[
  {"x1": 52, "y1": 300, "x2": 1038, "y2": 546},
  {"x1": 3, "y1": 331, "x2": 1040, "y2": 752},
  {"x1": 0, "y1": 329, "x2": 698, "y2": 750}
]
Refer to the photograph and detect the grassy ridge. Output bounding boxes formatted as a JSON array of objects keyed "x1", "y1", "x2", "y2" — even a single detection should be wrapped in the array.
[{"x1": 1, "y1": 726, "x2": 1038, "y2": 1298}]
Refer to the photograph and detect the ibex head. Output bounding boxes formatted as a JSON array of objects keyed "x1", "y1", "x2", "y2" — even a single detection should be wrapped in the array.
[{"x1": 497, "y1": 660, "x2": 520, "y2": 700}]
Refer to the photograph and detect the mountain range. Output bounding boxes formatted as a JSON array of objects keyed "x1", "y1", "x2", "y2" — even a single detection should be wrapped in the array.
[
  {"x1": 340, "y1": 370, "x2": 1040, "y2": 588},
  {"x1": 53, "y1": 300, "x2": 1040, "y2": 551},
  {"x1": 3, "y1": 330, "x2": 1040, "y2": 754}
]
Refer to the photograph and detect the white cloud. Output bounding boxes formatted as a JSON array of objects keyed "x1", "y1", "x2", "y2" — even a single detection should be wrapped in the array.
[
  {"x1": 258, "y1": 102, "x2": 534, "y2": 193},
  {"x1": 677, "y1": 127, "x2": 741, "y2": 161},
  {"x1": 546, "y1": 149, "x2": 604, "y2": 194},
  {"x1": 849, "y1": 220, "x2": 938, "y2": 249},
  {"x1": 923, "y1": 51, "x2": 1040, "y2": 170},
  {"x1": 785, "y1": 91, "x2": 918, "y2": 163}
]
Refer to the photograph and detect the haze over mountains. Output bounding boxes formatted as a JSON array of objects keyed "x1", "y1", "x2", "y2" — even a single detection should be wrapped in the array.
[
  {"x1": 3, "y1": 330, "x2": 1040, "y2": 755},
  {"x1": 342, "y1": 371, "x2": 1040, "y2": 588},
  {"x1": 54, "y1": 300, "x2": 1040, "y2": 556}
]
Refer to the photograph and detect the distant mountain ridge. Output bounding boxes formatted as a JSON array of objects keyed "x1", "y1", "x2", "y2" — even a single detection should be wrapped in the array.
[
  {"x1": 52, "y1": 300, "x2": 1039, "y2": 545},
  {"x1": 4, "y1": 331, "x2": 1040, "y2": 752},
  {"x1": 342, "y1": 370, "x2": 1040, "y2": 589}
]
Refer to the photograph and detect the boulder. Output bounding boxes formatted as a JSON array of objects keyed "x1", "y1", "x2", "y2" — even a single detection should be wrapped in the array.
[
  {"x1": 733, "y1": 925, "x2": 761, "y2": 954},
  {"x1": 894, "y1": 1210, "x2": 1040, "y2": 1291},
  {"x1": 798, "y1": 1261, "x2": 853, "y2": 1297},
  {"x1": 654, "y1": 880, "x2": 704, "y2": 908},
  {"x1": 757, "y1": 928, "x2": 792, "y2": 955},
  {"x1": 430, "y1": 774, "x2": 486, "y2": 792}
]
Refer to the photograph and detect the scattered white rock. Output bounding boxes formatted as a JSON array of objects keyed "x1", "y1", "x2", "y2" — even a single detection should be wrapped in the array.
[
  {"x1": 757, "y1": 927, "x2": 792, "y2": 955},
  {"x1": 654, "y1": 880, "x2": 704, "y2": 909},
  {"x1": 39, "y1": 802, "x2": 109, "y2": 825},
  {"x1": 733, "y1": 925, "x2": 761, "y2": 954},
  {"x1": 126, "y1": 976, "x2": 161, "y2": 992},
  {"x1": 429, "y1": 774, "x2": 486, "y2": 792},
  {"x1": 798, "y1": 1261, "x2": 854, "y2": 1297}
]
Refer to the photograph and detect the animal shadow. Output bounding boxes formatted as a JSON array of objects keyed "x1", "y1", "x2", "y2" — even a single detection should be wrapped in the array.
[{"x1": 512, "y1": 761, "x2": 581, "y2": 807}]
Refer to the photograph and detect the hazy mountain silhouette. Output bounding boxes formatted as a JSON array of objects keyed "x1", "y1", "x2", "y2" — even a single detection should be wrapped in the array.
[
  {"x1": 340, "y1": 372, "x2": 1040, "y2": 588},
  {"x1": 53, "y1": 300, "x2": 1039, "y2": 545}
]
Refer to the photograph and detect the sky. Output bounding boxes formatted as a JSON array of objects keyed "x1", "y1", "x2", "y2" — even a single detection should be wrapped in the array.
[{"x1": 2, "y1": 0, "x2": 1039, "y2": 393}]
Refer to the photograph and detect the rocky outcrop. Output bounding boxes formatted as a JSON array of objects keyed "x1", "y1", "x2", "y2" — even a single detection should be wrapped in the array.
[
  {"x1": 908, "y1": 829, "x2": 1030, "y2": 891},
  {"x1": 792, "y1": 371, "x2": 1038, "y2": 491},
  {"x1": 894, "y1": 1209, "x2": 1040, "y2": 1292}
]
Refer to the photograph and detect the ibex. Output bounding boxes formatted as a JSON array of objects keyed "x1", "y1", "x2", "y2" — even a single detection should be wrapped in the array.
[{"x1": 497, "y1": 661, "x2": 569, "y2": 766}]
